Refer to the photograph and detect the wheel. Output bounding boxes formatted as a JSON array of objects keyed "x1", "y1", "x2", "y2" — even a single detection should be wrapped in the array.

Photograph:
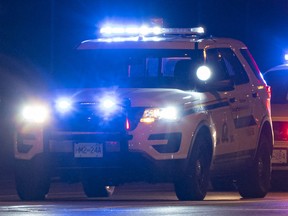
[
  {"x1": 14, "y1": 155, "x2": 50, "y2": 201},
  {"x1": 236, "y1": 133, "x2": 271, "y2": 198},
  {"x1": 210, "y1": 177, "x2": 235, "y2": 191},
  {"x1": 82, "y1": 174, "x2": 115, "y2": 198},
  {"x1": 174, "y1": 134, "x2": 212, "y2": 201}
]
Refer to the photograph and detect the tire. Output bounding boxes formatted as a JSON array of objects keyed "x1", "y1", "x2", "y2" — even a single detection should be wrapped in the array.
[
  {"x1": 236, "y1": 133, "x2": 271, "y2": 198},
  {"x1": 174, "y1": 134, "x2": 211, "y2": 201},
  {"x1": 82, "y1": 174, "x2": 115, "y2": 198},
  {"x1": 15, "y1": 155, "x2": 50, "y2": 201}
]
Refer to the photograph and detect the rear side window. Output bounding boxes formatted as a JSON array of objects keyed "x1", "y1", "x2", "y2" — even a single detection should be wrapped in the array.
[
  {"x1": 240, "y1": 48, "x2": 264, "y2": 81},
  {"x1": 263, "y1": 70, "x2": 288, "y2": 104}
]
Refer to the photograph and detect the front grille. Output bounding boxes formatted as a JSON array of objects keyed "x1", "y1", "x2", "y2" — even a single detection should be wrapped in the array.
[{"x1": 50, "y1": 102, "x2": 126, "y2": 132}]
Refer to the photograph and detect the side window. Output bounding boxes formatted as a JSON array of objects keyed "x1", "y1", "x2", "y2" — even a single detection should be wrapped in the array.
[
  {"x1": 220, "y1": 48, "x2": 249, "y2": 85},
  {"x1": 205, "y1": 49, "x2": 230, "y2": 82},
  {"x1": 240, "y1": 48, "x2": 264, "y2": 81}
]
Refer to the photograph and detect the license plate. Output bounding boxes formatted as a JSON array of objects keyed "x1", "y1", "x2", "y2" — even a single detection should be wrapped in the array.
[
  {"x1": 74, "y1": 142, "x2": 103, "y2": 158},
  {"x1": 272, "y1": 149, "x2": 287, "y2": 164}
]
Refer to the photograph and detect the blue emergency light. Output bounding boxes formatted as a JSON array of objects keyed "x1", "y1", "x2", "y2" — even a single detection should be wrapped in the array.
[{"x1": 100, "y1": 25, "x2": 204, "y2": 37}]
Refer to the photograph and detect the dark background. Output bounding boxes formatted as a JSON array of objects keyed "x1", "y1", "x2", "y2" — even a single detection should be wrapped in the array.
[
  {"x1": 0, "y1": 0, "x2": 288, "y2": 171},
  {"x1": 1, "y1": 0, "x2": 288, "y2": 74}
]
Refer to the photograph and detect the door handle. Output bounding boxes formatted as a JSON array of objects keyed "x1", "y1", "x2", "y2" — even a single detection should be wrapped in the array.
[
  {"x1": 252, "y1": 92, "x2": 258, "y2": 98},
  {"x1": 229, "y1": 97, "x2": 236, "y2": 103}
]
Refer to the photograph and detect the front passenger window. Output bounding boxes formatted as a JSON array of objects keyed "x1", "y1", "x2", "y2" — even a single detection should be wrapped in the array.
[
  {"x1": 206, "y1": 48, "x2": 249, "y2": 85},
  {"x1": 220, "y1": 49, "x2": 249, "y2": 85},
  {"x1": 205, "y1": 49, "x2": 230, "y2": 82}
]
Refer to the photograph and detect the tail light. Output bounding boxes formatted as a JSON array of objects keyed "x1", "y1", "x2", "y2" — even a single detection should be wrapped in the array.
[
  {"x1": 273, "y1": 121, "x2": 288, "y2": 141},
  {"x1": 266, "y1": 85, "x2": 272, "y2": 99}
]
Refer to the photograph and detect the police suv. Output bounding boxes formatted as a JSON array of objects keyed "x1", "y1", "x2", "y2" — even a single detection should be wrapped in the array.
[
  {"x1": 14, "y1": 26, "x2": 273, "y2": 201},
  {"x1": 263, "y1": 63, "x2": 288, "y2": 187}
]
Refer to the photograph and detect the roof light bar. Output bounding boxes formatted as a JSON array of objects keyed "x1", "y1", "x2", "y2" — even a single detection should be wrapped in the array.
[
  {"x1": 162, "y1": 27, "x2": 205, "y2": 35},
  {"x1": 100, "y1": 26, "x2": 162, "y2": 36},
  {"x1": 285, "y1": 53, "x2": 288, "y2": 61},
  {"x1": 99, "y1": 26, "x2": 204, "y2": 37}
]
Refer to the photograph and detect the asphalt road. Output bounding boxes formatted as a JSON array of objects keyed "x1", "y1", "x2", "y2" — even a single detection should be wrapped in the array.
[{"x1": 0, "y1": 172, "x2": 288, "y2": 216}]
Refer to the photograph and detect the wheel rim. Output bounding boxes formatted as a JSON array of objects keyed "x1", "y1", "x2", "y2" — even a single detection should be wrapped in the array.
[
  {"x1": 195, "y1": 154, "x2": 207, "y2": 191},
  {"x1": 196, "y1": 159, "x2": 202, "y2": 182},
  {"x1": 257, "y1": 150, "x2": 270, "y2": 190},
  {"x1": 257, "y1": 156, "x2": 264, "y2": 178}
]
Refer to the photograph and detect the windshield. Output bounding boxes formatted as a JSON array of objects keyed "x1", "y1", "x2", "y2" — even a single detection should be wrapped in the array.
[
  {"x1": 54, "y1": 49, "x2": 203, "y2": 89},
  {"x1": 264, "y1": 70, "x2": 288, "y2": 104}
]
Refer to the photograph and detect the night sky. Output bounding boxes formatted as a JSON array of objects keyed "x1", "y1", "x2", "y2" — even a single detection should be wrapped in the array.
[{"x1": 1, "y1": 0, "x2": 288, "y2": 84}]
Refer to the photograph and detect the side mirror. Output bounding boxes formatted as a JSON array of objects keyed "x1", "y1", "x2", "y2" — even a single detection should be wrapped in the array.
[
  {"x1": 196, "y1": 79, "x2": 234, "y2": 92},
  {"x1": 211, "y1": 79, "x2": 235, "y2": 91}
]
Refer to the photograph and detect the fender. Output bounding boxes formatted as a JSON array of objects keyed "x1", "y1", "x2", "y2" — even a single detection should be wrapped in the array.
[
  {"x1": 253, "y1": 115, "x2": 274, "y2": 159},
  {"x1": 183, "y1": 119, "x2": 215, "y2": 171}
]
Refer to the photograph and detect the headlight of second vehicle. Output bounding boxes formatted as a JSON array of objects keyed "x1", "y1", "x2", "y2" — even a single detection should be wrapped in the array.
[
  {"x1": 140, "y1": 107, "x2": 179, "y2": 123},
  {"x1": 21, "y1": 104, "x2": 49, "y2": 123}
]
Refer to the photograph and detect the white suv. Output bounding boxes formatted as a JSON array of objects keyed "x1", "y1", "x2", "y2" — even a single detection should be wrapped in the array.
[
  {"x1": 14, "y1": 26, "x2": 273, "y2": 201},
  {"x1": 263, "y1": 63, "x2": 288, "y2": 187}
]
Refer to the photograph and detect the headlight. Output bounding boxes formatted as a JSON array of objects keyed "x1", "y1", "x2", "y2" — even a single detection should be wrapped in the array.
[
  {"x1": 140, "y1": 107, "x2": 179, "y2": 123},
  {"x1": 54, "y1": 95, "x2": 120, "y2": 116},
  {"x1": 101, "y1": 98, "x2": 117, "y2": 109},
  {"x1": 22, "y1": 104, "x2": 49, "y2": 123},
  {"x1": 55, "y1": 98, "x2": 72, "y2": 113},
  {"x1": 98, "y1": 96, "x2": 120, "y2": 116}
]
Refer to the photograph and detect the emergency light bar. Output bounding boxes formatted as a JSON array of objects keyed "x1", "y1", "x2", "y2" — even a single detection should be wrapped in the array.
[
  {"x1": 162, "y1": 27, "x2": 205, "y2": 35},
  {"x1": 100, "y1": 26, "x2": 204, "y2": 37}
]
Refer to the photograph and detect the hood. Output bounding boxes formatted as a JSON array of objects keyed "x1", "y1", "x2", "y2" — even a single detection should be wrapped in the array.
[{"x1": 52, "y1": 88, "x2": 202, "y2": 107}]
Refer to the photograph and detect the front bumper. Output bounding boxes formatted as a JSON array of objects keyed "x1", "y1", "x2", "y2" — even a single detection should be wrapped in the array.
[
  {"x1": 15, "y1": 127, "x2": 187, "y2": 183},
  {"x1": 16, "y1": 135, "x2": 185, "y2": 184}
]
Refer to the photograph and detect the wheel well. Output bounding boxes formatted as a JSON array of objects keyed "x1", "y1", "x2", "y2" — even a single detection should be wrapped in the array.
[
  {"x1": 259, "y1": 121, "x2": 273, "y2": 156},
  {"x1": 192, "y1": 126, "x2": 213, "y2": 165}
]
